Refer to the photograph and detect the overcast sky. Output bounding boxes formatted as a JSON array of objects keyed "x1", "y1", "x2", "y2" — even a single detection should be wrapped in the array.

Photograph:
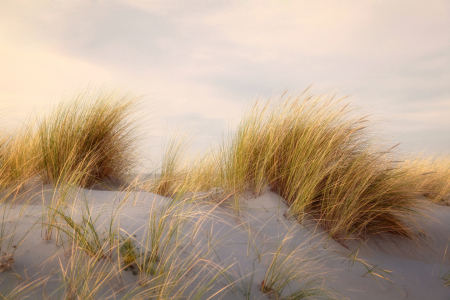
[{"x1": 1, "y1": 1, "x2": 449, "y2": 167}]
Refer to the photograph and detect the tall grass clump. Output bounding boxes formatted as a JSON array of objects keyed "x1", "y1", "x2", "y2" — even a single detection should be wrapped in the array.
[
  {"x1": 0, "y1": 126, "x2": 39, "y2": 191},
  {"x1": 219, "y1": 91, "x2": 422, "y2": 241},
  {"x1": 398, "y1": 155, "x2": 450, "y2": 204},
  {"x1": 35, "y1": 89, "x2": 141, "y2": 188},
  {"x1": 150, "y1": 132, "x2": 191, "y2": 197}
]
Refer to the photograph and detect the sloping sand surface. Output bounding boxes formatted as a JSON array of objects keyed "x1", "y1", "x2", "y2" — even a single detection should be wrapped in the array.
[{"x1": 0, "y1": 186, "x2": 449, "y2": 299}]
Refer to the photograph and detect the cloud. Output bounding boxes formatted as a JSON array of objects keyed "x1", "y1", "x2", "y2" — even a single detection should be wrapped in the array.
[{"x1": 0, "y1": 0, "x2": 449, "y2": 159}]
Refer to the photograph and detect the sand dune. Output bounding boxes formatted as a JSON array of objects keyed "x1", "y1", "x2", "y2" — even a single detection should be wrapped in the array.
[{"x1": 0, "y1": 183, "x2": 448, "y2": 299}]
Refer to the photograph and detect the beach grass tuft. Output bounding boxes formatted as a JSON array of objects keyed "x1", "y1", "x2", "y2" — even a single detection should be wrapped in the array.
[
  {"x1": 398, "y1": 155, "x2": 450, "y2": 204},
  {"x1": 35, "y1": 89, "x2": 140, "y2": 188},
  {"x1": 201, "y1": 91, "x2": 424, "y2": 241}
]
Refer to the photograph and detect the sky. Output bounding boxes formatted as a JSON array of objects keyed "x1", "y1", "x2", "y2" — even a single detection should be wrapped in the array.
[{"x1": 0, "y1": 0, "x2": 449, "y2": 168}]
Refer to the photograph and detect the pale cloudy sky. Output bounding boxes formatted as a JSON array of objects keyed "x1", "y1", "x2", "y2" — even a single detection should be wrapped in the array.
[{"x1": 0, "y1": 1, "x2": 449, "y2": 166}]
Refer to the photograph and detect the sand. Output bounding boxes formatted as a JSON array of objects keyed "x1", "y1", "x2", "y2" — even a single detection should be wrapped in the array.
[{"x1": 0, "y1": 184, "x2": 449, "y2": 299}]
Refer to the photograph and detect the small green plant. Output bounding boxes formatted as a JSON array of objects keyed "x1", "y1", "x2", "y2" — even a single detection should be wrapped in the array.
[
  {"x1": 120, "y1": 200, "x2": 236, "y2": 300},
  {"x1": 136, "y1": 198, "x2": 184, "y2": 280},
  {"x1": 120, "y1": 234, "x2": 138, "y2": 265},
  {"x1": 235, "y1": 264, "x2": 255, "y2": 300},
  {"x1": 48, "y1": 200, "x2": 109, "y2": 258}
]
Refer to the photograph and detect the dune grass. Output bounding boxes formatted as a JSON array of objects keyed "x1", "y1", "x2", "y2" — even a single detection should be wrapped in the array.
[
  {"x1": 261, "y1": 229, "x2": 330, "y2": 299},
  {"x1": 335, "y1": 243, "x2": 396, "y2": 289},
  {"x1": 442, "y1": 263, "x2": 450, "y2": 286},
  {"x1": 0, "y1": 126, "x2": 39, "y2": 192},
  {"x1": 35, "y1": 89, "x2": 141, "y2": 188},
  {"x1": 55, "y1": 246, "x2": 121, "y2": 300},
  {"x1": 0, "y1": 275, "x2": 48, "y2": 300},
  {"x1": 0, "y1": 89, "x2": 141, "y2": 191},
  {"x1": 0, "y1": 88, "x2": 432, "y2": 244},
  {"x1": 150, "y1": 131, "x2": 191, "y2": 197},
  {"x1": 0, "y1": 87, "x2": 449, "y2": 296},
  {"x1": 35, "y1": 175, "x2": 238, "y2": 299},
  {"x1": 147, "y1": 92, "x2": 425, "y2": 242},
  {"x1": 183, "y1": 92, "x2": 424, "y2": 241},
  {"x1": 128, "y1": 204, "x2": 233, "y2": 299},
  {"x1": 398, "y1": 155, "x2": 450, "y2": 204},
  {"x1": 49, "y1": 201, "x2": 110, "y2": 258}
]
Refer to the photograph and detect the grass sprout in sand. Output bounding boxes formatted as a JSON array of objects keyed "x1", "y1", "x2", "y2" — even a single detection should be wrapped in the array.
[
  {"x1": 335, "y1": 243, "x2": 395, "y2": 289},
  {"x1": 55, "y1": 246, "x2": 122, "y2": 300},
  {"x1": 41, "y1": 153, "x2": 107, "y2": 242},
  {"x1": 36, "y1": 89, "x2": 140, "y2": 188},
  {"x1": 0, "y1": 204, "x2": 31, "y2": 270},
  {"x1": 49, "y1": 200, "x2": 110, "y2": 258},
  {"x1": 260, "y1": 227, "x2": 331, "y2": 300},
  {"x1": 40, "y1": 178, "x2": 239, "y2": 299},
  {"x1": 442, "y1": 269, "x2": 450, "y2": 286},
  {"x1": 0, "y1": 177, "x2": 37, "y2": 272},
  {"x1": 210, "y1": 91, "x2": 423, "y2": 241}
]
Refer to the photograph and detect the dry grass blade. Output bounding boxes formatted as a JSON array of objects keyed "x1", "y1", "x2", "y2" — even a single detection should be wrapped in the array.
[{"x1": 261, "y1": 228, "x2": 330, "y2": 299}]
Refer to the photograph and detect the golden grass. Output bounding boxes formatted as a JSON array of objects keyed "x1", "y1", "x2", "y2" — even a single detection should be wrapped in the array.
[
  {"x1": 0, "y1": 126, "x2": 38, "y2": 192},
  {"x1": 398, "y1": 155, "x2": 450, "y2": 204},
  {"x1": 0, "y1": 86, "x2": 448, "y2": 296},
  {"x1": 190, "y1": 92, "x2": 425, "y2": 241},
  {"x1": 0, "y1": 89, "x2": 141, "y2": 191},
  {"x1": 260, "y1": 227, "x2": 332, "y2": 299},
  {"x1": 35, "y1": 89, "x2": 141, "y2": 188},
  {"x1": 149, "y1": 131, "x2": 191, "y2": 197}
]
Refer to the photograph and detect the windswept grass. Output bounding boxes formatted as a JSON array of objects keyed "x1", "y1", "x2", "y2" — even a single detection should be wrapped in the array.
[
  {"x1": 399, "y1": 155, "x2": 450, "y2": 204},
  {"x1": 199, "y1": 92, "x2": 424, "y2": 241},
  {"x1": 261, "y1": 228, "x2": 330, "y2": 299},
  {"x1": 0, "y1": 126, "x2": 38, "y2": 192},
  {"x1": 35, "y1": 89, "x2": 141, "y2": 188},
  {"x1": 0, "y1": 86, "x2": 447, "y2": 297},
  {"x1": 150, "y1": 131, "x2": 191, "y2": 197}
]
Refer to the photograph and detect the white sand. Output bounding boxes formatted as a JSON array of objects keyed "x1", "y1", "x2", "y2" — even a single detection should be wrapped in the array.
[{"x1": 0, "y1": 184, "x2": 449, "y2": 299}]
